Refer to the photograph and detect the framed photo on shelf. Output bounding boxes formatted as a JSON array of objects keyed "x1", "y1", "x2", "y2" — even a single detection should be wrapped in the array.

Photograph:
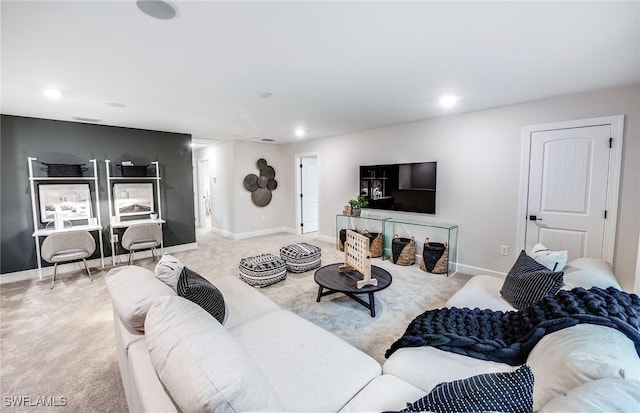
[
  {"x1": 38, "y1": 184, "x2": 92, "y2": 223},
  {"x1": 113, "y1": 183, "x2": 154, "y2": 217}
]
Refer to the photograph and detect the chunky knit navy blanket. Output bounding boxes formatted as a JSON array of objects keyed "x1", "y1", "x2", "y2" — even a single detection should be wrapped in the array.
[{"x1": 385, "y1": 287, "x2": 640, "y2": 365}]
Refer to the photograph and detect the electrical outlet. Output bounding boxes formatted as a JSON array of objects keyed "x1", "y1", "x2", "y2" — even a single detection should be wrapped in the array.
[
  {"x1": 500, "y1": 245, "x2": 509, "y2": 256},
  {"x1": 112, "y1": 234, "x2": 118, "y2": 243}
]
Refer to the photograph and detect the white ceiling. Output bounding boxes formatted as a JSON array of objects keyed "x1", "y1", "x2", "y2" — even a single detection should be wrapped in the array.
[{"x1": 2, "y1": 1, "x2": 639, "y2": 144}]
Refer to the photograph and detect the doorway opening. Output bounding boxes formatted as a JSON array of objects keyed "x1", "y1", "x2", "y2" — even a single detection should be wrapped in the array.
[{"x1": 196, "y1": 159, "x2": 212, "y2": 229}]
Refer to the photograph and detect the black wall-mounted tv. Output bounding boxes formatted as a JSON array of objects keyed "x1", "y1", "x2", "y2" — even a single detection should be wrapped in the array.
[{"x1": 360, "y1": 161, "x2": 437, "y2": 214}]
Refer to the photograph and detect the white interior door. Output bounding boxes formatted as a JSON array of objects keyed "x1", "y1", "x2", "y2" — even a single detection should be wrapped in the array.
[
  {"x1": 525, "y1": 125, "x2": 612, "y2": 262},
  {"x1": 301, "y1": 156, "x2": 318, "y2": 233}
]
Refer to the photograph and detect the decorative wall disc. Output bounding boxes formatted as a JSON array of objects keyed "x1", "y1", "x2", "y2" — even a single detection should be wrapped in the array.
[
  {"x1": 251, "y1": 187, "x2": 272, "y2": 207},
  {"x1": 243, "y1": 174, "x2": 259, "y2": 191},
  {"x1": 244, "y1": 158, "x2": 277, "y2": 207},
  {"x1": 260, "y1": 165, "x2": 276, "y2": 179}
]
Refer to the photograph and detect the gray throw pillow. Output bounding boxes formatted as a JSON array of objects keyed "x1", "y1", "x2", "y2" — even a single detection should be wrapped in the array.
[
  {"x1": 177, "y1": 267, "x2": 225, "y2": 324},
  {"x1": 500, "y1": 250, "x2": 563, "y2": 309}
]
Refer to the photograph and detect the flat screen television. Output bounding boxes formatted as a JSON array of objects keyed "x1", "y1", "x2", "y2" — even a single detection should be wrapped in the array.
[{"x1": 360, "y1": 161, "x2": 437, "y2": 214}]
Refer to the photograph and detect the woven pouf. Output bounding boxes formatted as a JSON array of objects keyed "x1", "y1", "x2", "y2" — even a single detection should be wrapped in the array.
[
  {"x1": 279, "y1": 242, "x2": 322, "y2": 273},
  {"x1": 239, "y1": 254, "x2": 287, "y2": 287}
]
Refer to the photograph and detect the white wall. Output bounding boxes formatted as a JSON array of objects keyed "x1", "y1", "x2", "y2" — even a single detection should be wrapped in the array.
[{"x1": 280, "y1": 85, "x2": 640, "y2": 291}]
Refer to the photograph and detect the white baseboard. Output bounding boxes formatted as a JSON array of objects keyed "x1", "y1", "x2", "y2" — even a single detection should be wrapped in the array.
[
  {"x1": 0, "y1": 242, "x2": 198, "y2": 285},
  {"x1": 223, "y1": 227, "x2": 296, "y2": 240},
  {"x1": 317, "y1": 234, "x2": 335, "y2": 244},
  {"x1": 455, "y1": 263, "x2": 506, "y2": 278}
]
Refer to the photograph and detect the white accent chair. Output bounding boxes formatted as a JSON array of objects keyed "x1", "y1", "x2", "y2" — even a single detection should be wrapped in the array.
[
  {"x1": 121, "y1": 223, "x2": 162, "y2": 265},
  {"x1": 41, "y1": 230, "x2": 96, "y2": 288}
]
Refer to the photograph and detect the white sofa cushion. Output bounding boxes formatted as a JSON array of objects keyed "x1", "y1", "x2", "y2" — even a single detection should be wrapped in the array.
[
  {"x1": 539, "y1": 378, "x2": 640, "y2": 412},
  {"x1": 210, "y1": 275, "x2": 280, "y2": 329},
  {"x1": 561, "y1": 257, "x2": 621, "y2": 290},
  {"x1": 528, "y1": 243, "x2": 568, "y2": 271},
  {"x1": 527, "y1": 324, "x2": 640, "y2": 411},
  {"x1": 383, "y1": 346, "x2": 517, "y2": 393},
  {"x1": 339, "y1": 375, "x2": 426, "y2": 413},
  {"x1": 445, "y1": 275, "x2": 515, "y2": 311},
  {"x1": 154, "y1": 253, "x2": 184, "y2": 289},
  {"x1": 145, "y1": 296, "x2": 283, "y2": 413},
  {"x1": 105, "y1": 265, "x2": 176, "y2": 332},
  {"x1": 229, "y1": 309, "x2": 382, "y2": 412}
]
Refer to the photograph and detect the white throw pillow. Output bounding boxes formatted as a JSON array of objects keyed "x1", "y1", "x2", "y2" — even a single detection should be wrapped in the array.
[
  {"x1": 145, "y1": 296, "x2": 283, "y2": 412},
  {"x1": 539, "y1": 378, "x2": 640, "y2": 412},
  {"x1": 105, "y1": 265, "x2": 176, "y2": 332},
  {"x1": 561, "y1": 257, "x2": 620, "y2": 290},
  {"x1": 526, "y1": 324, "x2": 640, "y2": 411},
  {"x1": 528, "y1": 243, "x2": 568, "y2": 271},
  {"x1": 154, "y1": 253, "x2": 184, "y2": 290}
]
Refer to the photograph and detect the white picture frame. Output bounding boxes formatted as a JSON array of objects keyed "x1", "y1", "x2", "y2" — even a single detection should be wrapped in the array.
[
  {"x1": 38, "y1": 184, "x2": 92, "y2": 223},
  {"x1": 113, "y1": 183, "x2": 154, "y2": 217}
]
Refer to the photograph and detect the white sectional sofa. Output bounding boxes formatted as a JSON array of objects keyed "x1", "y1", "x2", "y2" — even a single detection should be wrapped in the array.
[{"x1": 106, "y1": 258, "x2": 640, "y2": 413}]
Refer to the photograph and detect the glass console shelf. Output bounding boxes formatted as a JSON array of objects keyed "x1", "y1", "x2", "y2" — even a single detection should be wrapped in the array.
[
  {"x1": 383, "y1": 218, "x2": 458, "y2": 275},
  {"x1": 335, "y1": 214, "x2": 458, "y2": 275},
  {"x1": 335, "y1": 214, "x2": 389, "y2": 251}
]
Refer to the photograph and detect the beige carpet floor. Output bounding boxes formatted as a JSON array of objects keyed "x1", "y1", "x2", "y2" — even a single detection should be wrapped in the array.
[{"x1": 0, "y1": 230, "x2": 472, "y2": 412}]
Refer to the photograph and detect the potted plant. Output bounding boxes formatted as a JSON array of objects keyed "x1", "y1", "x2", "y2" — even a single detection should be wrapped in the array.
[{"x1": 348, "y1": 195, "x2": 369, "y2": 217}]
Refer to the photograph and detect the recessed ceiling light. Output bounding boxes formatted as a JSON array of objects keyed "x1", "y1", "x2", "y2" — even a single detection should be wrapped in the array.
[
  {"x1": 295, "y1": 128, "x2": 305, "y2": 137},
  {"x1": 43, "y1": 88, "x2": 62, "y2": 99},
  {"x1": 136, "y1": 0, "x2": 177, "y2": 20},
  {"x1": 261, "y1": 138, "x2": 276, "y2": 142},
  {"x1": 438, "y1": 94, "x2": 460, "y2": 109},
  {"x1": 258, "y1": 92, "x2": 272, "y2": 98}
]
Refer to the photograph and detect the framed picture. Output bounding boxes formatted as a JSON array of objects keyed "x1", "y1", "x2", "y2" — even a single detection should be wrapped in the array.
[
  {"x1": 113, "y1": 183, "x2": 154, "y2": 217},
  {"x1": 38, "y1": 184, "x2": 92, "y2": 223}
]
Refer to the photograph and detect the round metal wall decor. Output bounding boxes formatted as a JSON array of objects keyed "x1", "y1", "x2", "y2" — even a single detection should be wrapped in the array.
[{"x1": 244, "y1": 158, "x2": 277, "y2": 207}]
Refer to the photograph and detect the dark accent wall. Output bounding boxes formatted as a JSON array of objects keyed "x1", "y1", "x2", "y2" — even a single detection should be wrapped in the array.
[{"x1": 1, "y1": 115, "x2": 196, "y2": 274}]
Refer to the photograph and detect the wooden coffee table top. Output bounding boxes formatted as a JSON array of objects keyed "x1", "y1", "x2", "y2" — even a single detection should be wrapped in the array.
[{"x1": 314, "y1": 263, "x2": 392, "y2": 293}]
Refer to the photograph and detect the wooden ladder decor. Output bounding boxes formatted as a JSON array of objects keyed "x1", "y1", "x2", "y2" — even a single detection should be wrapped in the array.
[{"x1": 339, "y1": 230, "x2": 377, "y2": 289}]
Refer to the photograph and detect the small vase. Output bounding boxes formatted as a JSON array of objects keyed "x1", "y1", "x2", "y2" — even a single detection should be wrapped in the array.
[{"x1": 352, "y1": 207, "x2": 361, "y2": 217}]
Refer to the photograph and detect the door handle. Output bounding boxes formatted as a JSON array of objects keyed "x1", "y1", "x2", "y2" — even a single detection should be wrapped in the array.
[{"x1": 529, "y1": 215, "x2": 543, "y2": 221}]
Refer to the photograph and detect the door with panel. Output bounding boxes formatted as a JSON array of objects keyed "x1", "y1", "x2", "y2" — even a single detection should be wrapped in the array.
[
  {"x1": 300, "y1": 156, "x2": 319, "y2": 233},
  {"x1": 525, "y1": 124, "x2": 611, "y2": 262}
]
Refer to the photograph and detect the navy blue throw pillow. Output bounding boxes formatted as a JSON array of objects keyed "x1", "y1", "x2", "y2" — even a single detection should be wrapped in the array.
[
  {"x1": 389, "y1": 365, "x2": 534, "y2": 413},
  {"x1": 177, "y1": 267, "x2": 226, "y2": 324}
]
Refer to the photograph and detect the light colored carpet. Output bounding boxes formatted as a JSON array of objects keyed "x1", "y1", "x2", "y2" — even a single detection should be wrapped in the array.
[{"x1": 0, "y1": 230, "x2": 472, "y2": 412}]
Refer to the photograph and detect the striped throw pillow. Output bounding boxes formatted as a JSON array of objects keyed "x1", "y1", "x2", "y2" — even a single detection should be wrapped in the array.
[
  {"x1": 177, "y1": 267, "x2": 226, "y2": 324},
  {"x1": 500, "y1": 250, "x2": 564, "y2": 309},
  {"x1": 396, "y1": 365, "x2": 534, "y2": 413}
]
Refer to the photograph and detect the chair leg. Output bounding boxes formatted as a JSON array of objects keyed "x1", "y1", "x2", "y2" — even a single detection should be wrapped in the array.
[
  {"x1": 151, "y1": 247, "x2": 157, "y2": 261},
  {"x1": 83, "y1": 258, "x2": 93, "y2": 281},
  {"x1": 128, "y1": 250, "x2": 134, "y2": 265},
  {"x1": 51, "y1": 263, "x2": 58, "y2": 289}
]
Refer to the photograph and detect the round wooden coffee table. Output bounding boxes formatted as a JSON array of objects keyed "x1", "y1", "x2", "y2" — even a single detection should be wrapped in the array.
[{"x1": 314, "y1": 263, "x2": 392, "y2": 317}]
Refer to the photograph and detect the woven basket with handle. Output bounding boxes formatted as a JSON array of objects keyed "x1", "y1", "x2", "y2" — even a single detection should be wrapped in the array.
[
  {"x1": 391, "y1": 235, "x2": 416, "y2": 266},
  {"x1": 363, "y1": 230, "x2": 383, "y2": 258},
  {"x1": 419, "y1": 237, "x2": 449, "y2": 274}
]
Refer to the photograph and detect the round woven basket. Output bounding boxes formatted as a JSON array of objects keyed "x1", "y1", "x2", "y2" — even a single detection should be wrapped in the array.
[
  {"x1": 363, "y1": 230, "x2": 383, "y2": 258},
  {"x1": 391, "y1": 235, "x2": 416, "y2": 266},
  {"x1": 419, "y1": 238, "x2": 449, "y2": 274}
]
